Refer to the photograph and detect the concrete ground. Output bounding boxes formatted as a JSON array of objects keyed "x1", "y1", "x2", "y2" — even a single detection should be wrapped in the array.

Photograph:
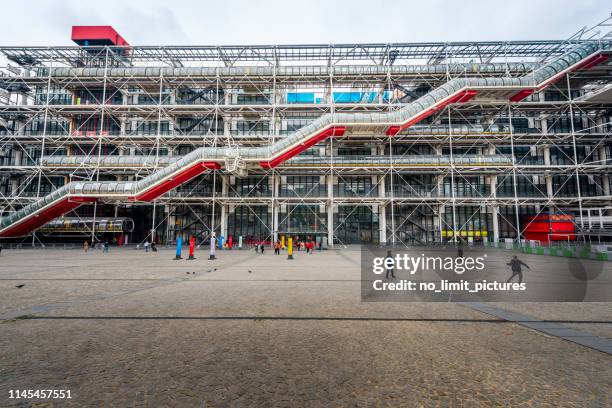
[{"x1": 0, "y1": 246, "x2": 610, "y2": 407}]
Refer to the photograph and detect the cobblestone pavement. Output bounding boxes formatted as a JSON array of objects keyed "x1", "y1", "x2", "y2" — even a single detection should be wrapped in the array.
[{"x1": 0, "y1": 247, "x2": 610, "y2": 407}]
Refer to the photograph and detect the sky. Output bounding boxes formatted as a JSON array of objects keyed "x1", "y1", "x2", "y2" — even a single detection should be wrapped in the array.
[{"x1": 0, "y1": 0, "x2": 610, "y2": 46}]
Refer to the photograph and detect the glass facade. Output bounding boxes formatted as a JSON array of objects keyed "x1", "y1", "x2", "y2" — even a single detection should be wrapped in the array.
[
  {"x1": 279, "y1": 205, "x2": 327, "y2": 235},
  {"x1": 334, "y1": 205, "x2": 379, "y2": 244},
  {"x1": 227, "y1": 205, "x2": 271, "y2": 243}
]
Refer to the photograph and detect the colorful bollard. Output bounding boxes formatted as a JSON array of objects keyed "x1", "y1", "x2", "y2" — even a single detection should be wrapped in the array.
[
  {"x1": 188, "y1": 236, "x2": 196, "y2": 260},
  {"x1": 287, "y1": 237, "x2": 293, "y2": 260},
  {"x1": 174, "y1": 236, "x2": 183, "y2": 260},
  {"x1": 218, "y1": 235, "x2": 224, "y2": 250},
  {"x1": 209, "y1": 236, "x2": 216, "y2": 260}
]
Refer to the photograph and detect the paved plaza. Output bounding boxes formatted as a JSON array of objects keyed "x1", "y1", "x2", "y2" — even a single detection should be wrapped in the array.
[{"x1": 0, "y1": 246, "x2": 611, "y2": 407}]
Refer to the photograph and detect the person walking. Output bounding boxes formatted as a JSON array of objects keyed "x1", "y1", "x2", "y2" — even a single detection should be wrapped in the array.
[
  {"x1": 506, "y1": 255, "x2": 530, "y2": 284},
  {"x1": 260, "y1": 244, "x2": 265, "y2": 255},
  {"x1": 144, "y1": 240, "x2": 150, "y2": 253},
  {"x1": 151, "y1": 241, "x2": 157, "y2": 252},
  {"x1": 385, "y1": 250, "x2": 395, "y2": 279},
  {"x1": 0, "y1": 243, "x2": 3, "y2": 257},
  {"x1": 83, "y1": 240, "x2": 89, "y2": 253},
  {"x1": 103, "y1": 241, "x2": 109, "y2": 253}
]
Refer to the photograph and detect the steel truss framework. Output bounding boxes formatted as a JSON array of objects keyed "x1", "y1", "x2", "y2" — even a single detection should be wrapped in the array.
[
  {"x1": 1, "y1": 18, "x2": 612, "y2": 247},
  {"x1": 0, "y1": 40, "x2": 599, "y2": 67}
]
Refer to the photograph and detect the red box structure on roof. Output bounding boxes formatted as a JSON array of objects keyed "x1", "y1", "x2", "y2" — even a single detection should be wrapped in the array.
[{"x1": 71, "y1": 26, "x2": 129, "y2": 46}]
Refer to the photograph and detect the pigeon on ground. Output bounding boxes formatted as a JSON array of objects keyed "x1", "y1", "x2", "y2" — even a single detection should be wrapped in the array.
[
  {"x1": 15, "y1": 284, "x2": 25, "y2": 289},
  {"x1": 248, "y1": 270, "x2": 252, "y2": 273}
]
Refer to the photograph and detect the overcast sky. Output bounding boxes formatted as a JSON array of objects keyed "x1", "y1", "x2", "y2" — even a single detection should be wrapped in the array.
[{"x1": 1, "y1": 0, "x2": 610, "y2": 46}]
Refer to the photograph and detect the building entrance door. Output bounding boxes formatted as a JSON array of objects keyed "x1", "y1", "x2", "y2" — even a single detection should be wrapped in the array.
[{"x1": 335, "y1": 205, "x2": 378, "y2": 244}]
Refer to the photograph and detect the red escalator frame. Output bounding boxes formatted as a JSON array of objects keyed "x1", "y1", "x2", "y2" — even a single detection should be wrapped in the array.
[
  {"x1": 259, "y1": 126, "x2": 346, "y2": 169},
  {"x1": 386, "y1": 90, "x2": 478, "y2": 136},
  {"x1": 132, "y1": 162, "x2": 221, "y2": 202},
  {"x1": 509, "y1": 52, "x2": 609, "y2": 102},
  {"x1": 0, "y1": 197, "x2": 96, "y2": 238}
]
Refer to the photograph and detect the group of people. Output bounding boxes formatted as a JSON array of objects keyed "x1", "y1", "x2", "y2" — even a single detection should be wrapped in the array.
[
  {"x1": 143, "y1": 240, "x2": 157, "y2": 252},
  {"x1": 295, "y1": 239, "x2": 316, "y2": 253},
  {"x1": 270, "y1": 237, "x2": 320, "y2": 255},
  {"x1": 83, "y1": 240, "x2": 159, "y2": 254},
  {"x1": 83, "y1": 240, "x2": 109, "y2": 252}
]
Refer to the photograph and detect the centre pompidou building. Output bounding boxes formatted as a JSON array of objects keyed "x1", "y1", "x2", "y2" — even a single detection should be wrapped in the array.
[{"x1": 0, "y1": 22, "x2": 611, "y2": 247}]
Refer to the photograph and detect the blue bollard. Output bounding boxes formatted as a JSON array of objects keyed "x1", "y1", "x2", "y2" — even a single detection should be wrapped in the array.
[{"x1": 174, "y1": 236, "x2": 183, "y2": 260}]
